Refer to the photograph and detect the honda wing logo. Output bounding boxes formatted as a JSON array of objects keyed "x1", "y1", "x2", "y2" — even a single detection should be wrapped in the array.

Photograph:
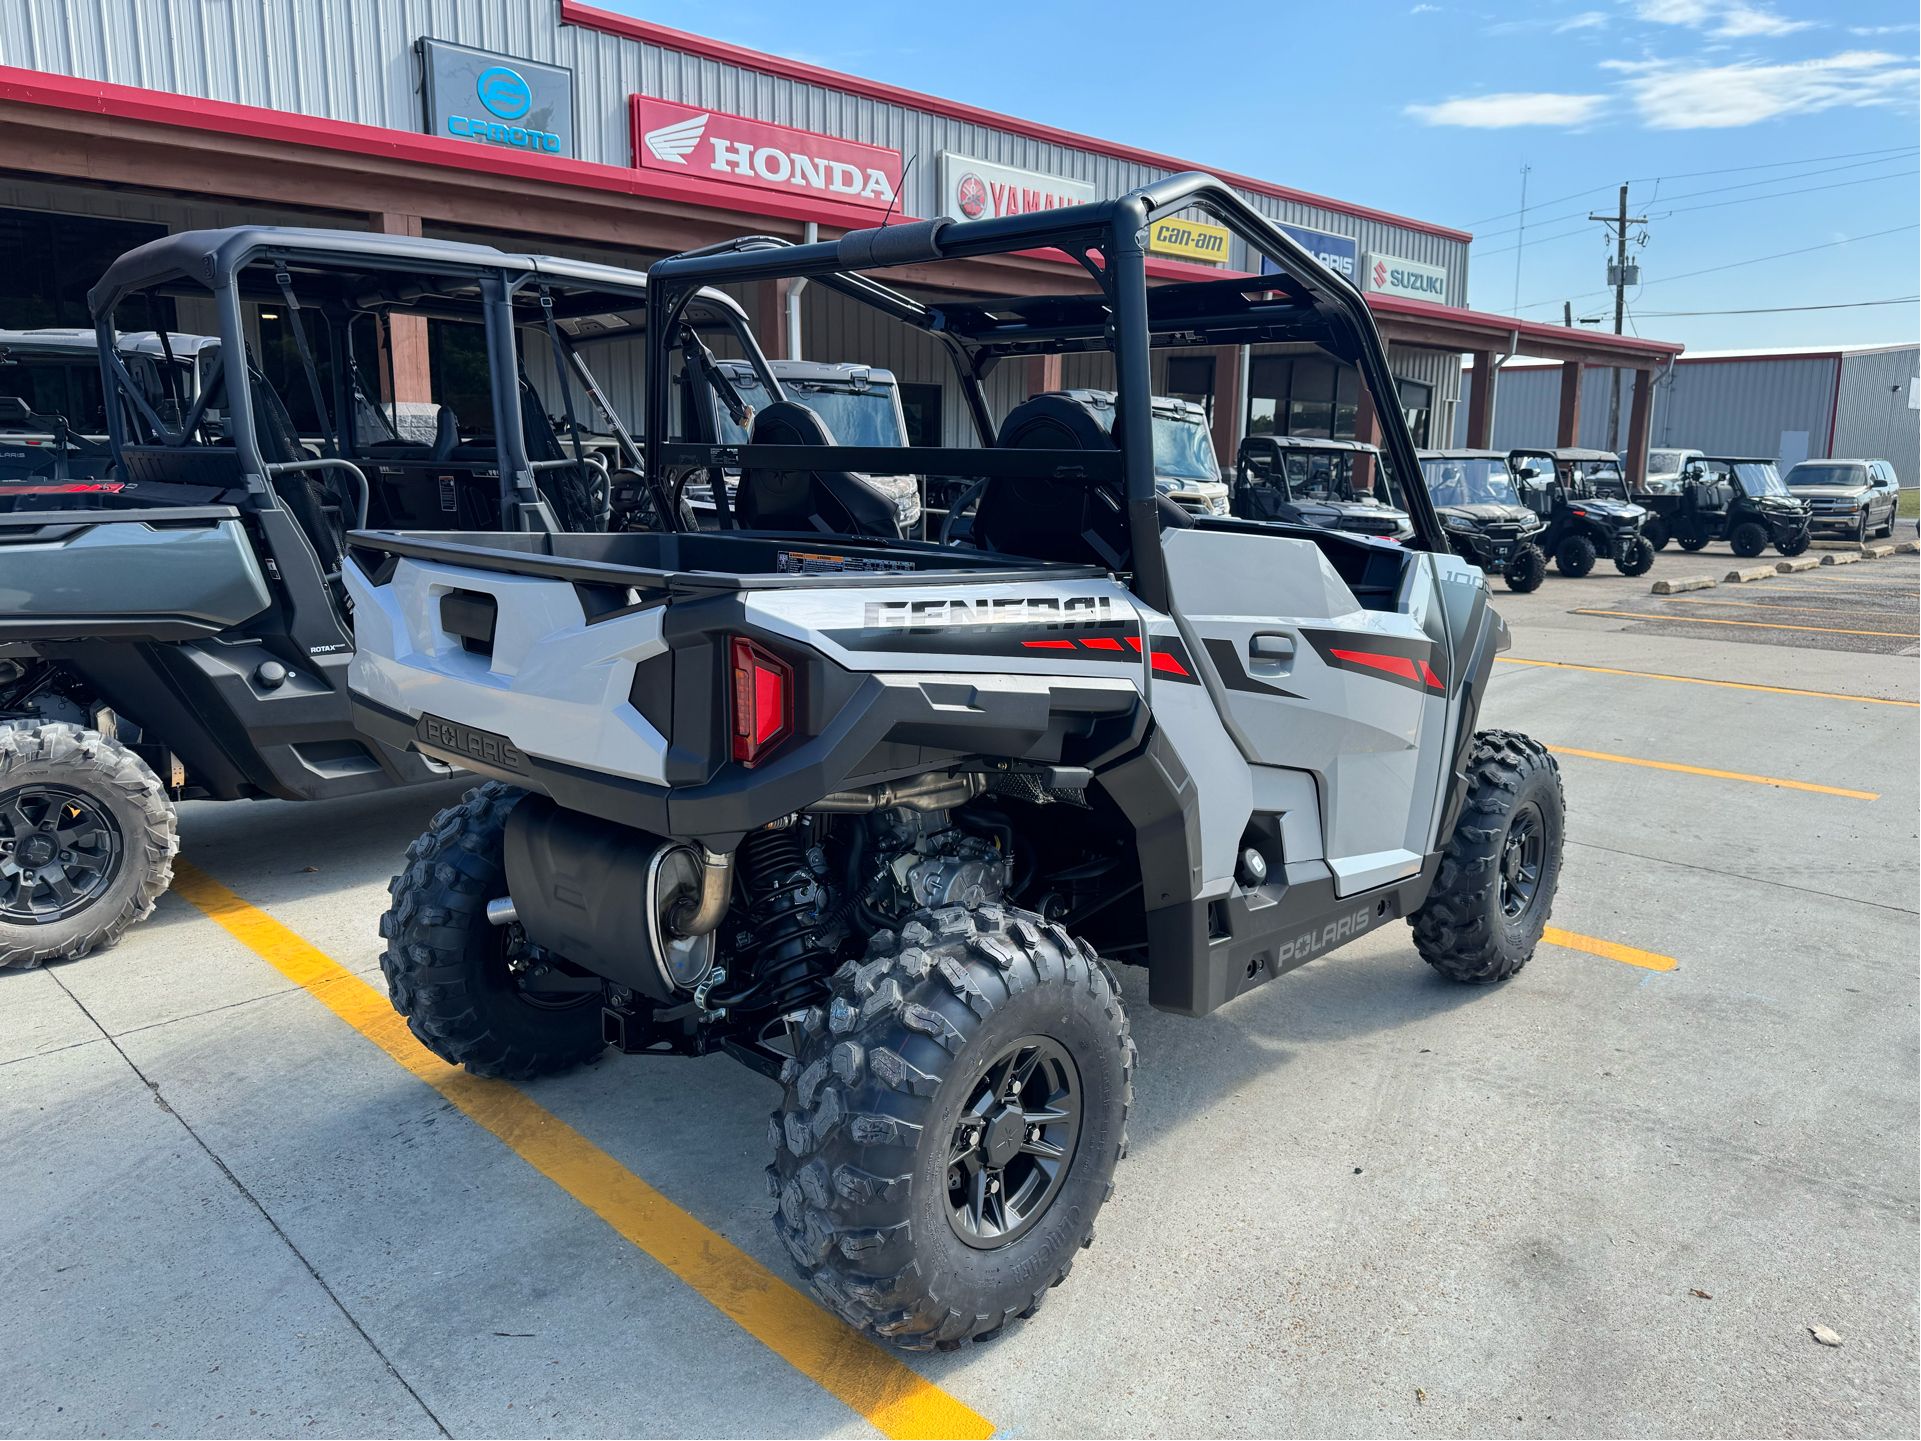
[{"x1": 645, "y1": 112, "x2": 708, "y2": 164}]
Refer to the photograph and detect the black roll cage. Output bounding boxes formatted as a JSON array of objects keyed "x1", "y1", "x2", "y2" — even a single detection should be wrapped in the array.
[
  {"x1": 86, "y1": 226, "x2": 771, "y2": 530},
  {"x1": 643, "y1": 172, "x2": 1449, "y2": 610}
]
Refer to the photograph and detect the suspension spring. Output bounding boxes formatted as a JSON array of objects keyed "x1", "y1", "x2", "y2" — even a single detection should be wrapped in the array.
[{"x1": 716, "y1": 824, "x2": 836, "y2": 1017}]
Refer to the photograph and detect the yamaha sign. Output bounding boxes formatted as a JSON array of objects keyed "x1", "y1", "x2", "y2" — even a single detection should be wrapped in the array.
[
  {"x1": 1361, "y1": 251, "x2": 1450, "y2": 304},
  {"x1": 420, "y1": 38, "x2": 575, "y2": 159}
]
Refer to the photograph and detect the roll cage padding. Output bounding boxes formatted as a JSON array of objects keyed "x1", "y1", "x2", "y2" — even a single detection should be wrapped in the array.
[{"x1": 738, "y1": 401, "x2": 902, "y2": 538}]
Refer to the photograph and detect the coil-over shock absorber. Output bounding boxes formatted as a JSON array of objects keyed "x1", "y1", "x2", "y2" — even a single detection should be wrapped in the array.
[{"x1": 713, "y1": 821, "x2": 836, "y2": 1019}]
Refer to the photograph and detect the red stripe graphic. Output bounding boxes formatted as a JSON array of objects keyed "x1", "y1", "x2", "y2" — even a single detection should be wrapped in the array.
[
  {"x1": 1331, "y1": 648, "x2": 1418, "y2": 683},
  {"x1": 1150, "y1": 651, "x2": 1190, "y2": 677},
  {"x1": 1021, "y1": 639, "x2": 1076, "y2": 650}
]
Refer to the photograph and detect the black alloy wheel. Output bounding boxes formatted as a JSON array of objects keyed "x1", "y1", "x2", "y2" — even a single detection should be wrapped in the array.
[
  {"x1": 1729, "y1": 521, "x2": 1769, "y2": 558},
  {"x1": 1499, "y1": 803, "x2": 1546, "y2": 920},
  {"x1": 1777, "y1": 527, "x2": 1811, "y2": 557},
  {"x1": 946, "y1": 1036, "x2": 1081, "y2": 1249},
  {"x1": 1, "y1": 783, "x2": 124, "y2": 926}
]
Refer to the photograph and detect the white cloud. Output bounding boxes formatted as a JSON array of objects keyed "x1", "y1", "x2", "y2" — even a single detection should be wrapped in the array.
[
  {"x1": 1630, "y1": 0, "x2": 1813, "y2": 37},
  {"x1": 1605, "y1": 49, "x2": 1919, "y2": 127},
  {"x1": 1411, "y1": 3, "x2": 1441, "y2": 11},
  {"x1": 1405, "y1": 92, "x2": 1609, "y2": 126},
  {"x1": 1557, "y1": 11, "x2": 1611, "y2": 31}
]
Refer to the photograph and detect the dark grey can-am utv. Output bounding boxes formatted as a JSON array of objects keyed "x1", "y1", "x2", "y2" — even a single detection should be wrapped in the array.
[{"x1": 0, "y1": 226, "x2": 769, "y2": 968}]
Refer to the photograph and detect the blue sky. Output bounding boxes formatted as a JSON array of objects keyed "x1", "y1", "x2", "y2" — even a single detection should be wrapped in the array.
[{"x1": 601, "y1": 0, "x2": 1918, "y2": 353}]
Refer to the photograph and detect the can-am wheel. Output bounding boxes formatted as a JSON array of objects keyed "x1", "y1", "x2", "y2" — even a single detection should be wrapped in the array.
[
  {"x1": 1502, "y1": 543, "x2": 1546, "y2": 593},
  {"x1": 0, "y1": 722, "x2": 176, "y2": 970},
  {"x1": 768, "y1": 903, "x2": 1132, "y2": 1352},
  {"x1": 1411, "y1": 730, "x2": 1564, "y2": 985},
  {"x1": 379, "y1": 782, "x2": 608, "y2": 1078},
  {"x1": 1729, "y1": 521, "x2": 1769, "y2": 558},
  {"x1": 1776, "y1": 527, "x2": 1811, "y2": 557},
  {"x1": 1642, "y1": 516, "x2": 1670, "y2": 551},
  {"x1": 1614, "y1": 534, "x2": 1656, "y2": 576}
]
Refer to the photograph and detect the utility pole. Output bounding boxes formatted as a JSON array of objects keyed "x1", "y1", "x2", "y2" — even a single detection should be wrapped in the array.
[
  {"x1": 1512, "y1": 162, "x2": 1531, "y2": 318},
  {"x1": 1590, "y1": 183, "x2": 1648, "y2": 451}
]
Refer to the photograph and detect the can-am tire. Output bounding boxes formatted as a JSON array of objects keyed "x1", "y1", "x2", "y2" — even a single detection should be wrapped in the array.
[
  {"x1": 1777, "y1": 528, "x2": 1811, "y2": 557},
  {"x1": 1410, "y1": 730, "x2": 1563, "y2": 985},
  {"x1": 1614, "y1": 534, "x2": 1656, "y2": 576},
  {"x1": 0, "y1": 722, "x2": 176, "y2": 970},
  {"x1": 1729, "y1": 521, "x2": 1769, "y2": 558},
  {"x1": 769, "y1": 903, "x2": 1133, "y2": 1352},
  {"x1": 379, "y1": 782, "x2": 608, "y2": 1078},
  {"x1": 1675, "y1": 524, "x2": 1709, "y2": 552},
  {"x1": 1554, "y1": 534, "x2": 1598, "y2": 578},
  {"x1": 1502, "y1": 542, "x2": 1547, "y2": 593},
  {"x1": 1642, "y1": 517, "x2": 1670, "y2": 551}
]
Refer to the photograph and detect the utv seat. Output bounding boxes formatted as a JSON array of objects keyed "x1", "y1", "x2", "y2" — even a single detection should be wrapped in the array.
[{"x1": 736, "y1": 401, "x2": 901, "y2": 538}]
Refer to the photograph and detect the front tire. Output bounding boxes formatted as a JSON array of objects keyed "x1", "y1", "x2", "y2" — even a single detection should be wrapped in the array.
[
  {"x1": 770, "y1": 903, "x2": 1132, "y2": 1351},
  {"x1": 1554, "y1": 534, "x2": 1597, "y2": 577},
  {"x1": 1777, "y1": 527, "x2": 1810, "y2": 557},
  {"x1": 1614, "y1": 534, "x2": 1656, "y2": 576},
  {"x1": 1642, "y1": 516, "x2": 1670, "y2": 551},
  {"x1": 0, "y1": 722, "x2": 176, "y2": 969},
  {"x1": 379, "y1": 782, "x2": 608, "y2": 1078},
  {"x1": 1411, "y1": 730, "x2": 1563, "y2": 985},
  {"x1": 1502, "y1": 542, "x2": 1546, "y2": 593},
  {"x1": 1729, "y1": 521, "x2": 1768, "y2": 558}
]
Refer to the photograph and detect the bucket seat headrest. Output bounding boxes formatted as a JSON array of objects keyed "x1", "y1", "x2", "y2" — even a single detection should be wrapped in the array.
[
  {"x1": 737, "y1": 400, "x2": 902, "y2": 538},
  {"x1": 973, "y1": 392, "x2": 1130, "y2": 567}
]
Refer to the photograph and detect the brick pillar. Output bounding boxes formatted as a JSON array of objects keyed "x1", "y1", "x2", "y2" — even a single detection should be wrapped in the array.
[
  {"x1": 1626, "y1": 369, "x2": 1654, "y2": 490},
  {"x1": 1351, "y1": 371, "x2": 1380, "y2": 493},
  {"x1": 1466, "y1": 349, "x2": 1495, "y2": 449},
  {"x1": 1025, "y1": 354, "x2": 1062, "y2": 397},
  {"x1": 1556, "y1": 360, "x2": 1584, "y2": 447},
  {"x1": 370, "y1": 213, "x2": 432, "y2": 404},
  {"x1": 1210, "y1": 344, "x2": 1241, "y2": 468},
  {"x1": 756, "y1": 279, "x2": 790, "y2": 360}
]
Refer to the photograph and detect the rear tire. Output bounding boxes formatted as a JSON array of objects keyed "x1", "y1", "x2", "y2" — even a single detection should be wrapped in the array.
[
  {"x1": 1411, "y1": 730, "x2": 1563, "y2": 985},
  {"x1": 379, "y1": 782, "x2": 608, "y2": 1078},
  {"x1": 0, "y1": 722, "x2": 176, "y2": 970},
  {"x1": 1642, "y1": 517, "x2": 1670, "y2": 551},
  {"x1": 1554, "y1": 534, "x2": 1597, "y2": 578},
  {"x1": 1614, "y1": 534, "x2": 1656, "y2": 576},
  {"x1": 1676, "y1": 525, "x2": 1709, "y2": 551},
  {"x1": 769, "y1": 903, "x2": 1133, "y2": 1352},
  {"x1": 1502, "y1": 543, "x2": 1546, "y2": 593},
  {"x1": 1729, "y1": 522, "x2": 1768, "y2": 558}
]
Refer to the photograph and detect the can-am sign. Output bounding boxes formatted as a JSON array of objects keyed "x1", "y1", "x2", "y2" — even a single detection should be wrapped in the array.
[
  {"x1": 1362, "y1": 251, "x2": 1449, "y2": 304},
  {"x1": 631, "y1": 98, "x2": 901, "y2": 209},
  {"x1": 939, "y1": 153, "x2": 1095, "y2": 223}
]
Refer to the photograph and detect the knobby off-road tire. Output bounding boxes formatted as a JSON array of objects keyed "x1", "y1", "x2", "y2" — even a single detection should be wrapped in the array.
[
  {"x1": 1676, "y1": 526, "x2": 1709, "y2": 552},
  {"x1": 1411, "y1": 730, "x2": 1564, "y2": 985},
  {"x1": 1614, "y1": 534, "x2": 1656, "y2": 576},
  {"x1": 379, "y1": 782, "x2": 607, "y2": 1078},
  {"x1": 1502, "y1": 543, "x2": 1547, "y2": 593},
  {"x1": 1777, "y1": 528, "x2": 1811, "y2": 557},
  {"x1": 1729, "y1": 521, "x2": 1769, "y2": 558},
  {"x1": 0, "y1": 722, "x2": 176, "y2": 969},
  {"x1": 1554, "y1": 534, "x2": 1598, "y2": 578},
  {"x1": 1642, "y1": 516, "x2": 1671, "y2": 551},
  {"x1": 770, "y1": 903, "x2": 1133, "y2": 1352}
]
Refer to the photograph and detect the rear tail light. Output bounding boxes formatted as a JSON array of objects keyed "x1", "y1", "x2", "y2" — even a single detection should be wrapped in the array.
[{"x1": 729, "y1": 636, "x2": 793, "y2": 767}]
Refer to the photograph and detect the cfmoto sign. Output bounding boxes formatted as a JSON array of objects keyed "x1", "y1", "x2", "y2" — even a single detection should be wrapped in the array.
[{"x1": 420, "y1": 38, "x2": 575, "y2": 160}]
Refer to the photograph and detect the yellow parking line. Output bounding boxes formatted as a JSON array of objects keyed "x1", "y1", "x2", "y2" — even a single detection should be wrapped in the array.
[
  {"x1": 1573, "y1": 608, "x2": 1918, "y2": 639},
  {"x1": 1497, "y1": 657, "x2": 1918, "y2": 707},
  {"x1": 1543, "y1": 927, "x2": 1676, "y2": 972},
  {"x1": 168, "y1": 860, "x2": 993, "y2": 1441},
  {"x1": 1661, "y1": 597, "x2": 1905, "y2": 617},
  {"x1": 1546, "y1": 745, "x2": 1879, "y2": 800}
]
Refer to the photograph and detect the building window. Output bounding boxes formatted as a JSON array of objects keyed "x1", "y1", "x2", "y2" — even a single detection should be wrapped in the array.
[
  {"x1": 0, "y1": 206, "x2": 175, "y2": 331},
  {"x1": 1164, "y1": 354, "x2": 1215, "y2": 422},
  {"x1": 1245, "y1": 353, "x2": 1361, "y2": 439},
  {"x1": 898, "y1": 382, "x2": 942, "y2": 446},
  {"x1": 1396, "y1": 377, "x2": 1433, "y2": 448}
]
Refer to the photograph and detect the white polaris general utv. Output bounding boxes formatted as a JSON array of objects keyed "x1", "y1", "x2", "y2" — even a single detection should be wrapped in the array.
[{"x1": 352, "y1": 175, "x2": 1565, "y2": 1352}]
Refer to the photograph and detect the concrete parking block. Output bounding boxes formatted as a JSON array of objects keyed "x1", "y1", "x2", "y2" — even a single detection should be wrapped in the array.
[
  {"x1": 1652, "y1": 575, "x2": 1715, "y2": 593},
  {"x1": 1897, "y1": 539, "x2": 1919, "y2": 554},
  {"x1": 1863, "y1": 543, "x2": 1895, "y2": 559},
  {"x1": 1774, "y1": 557, "x2": 1821, "y2": 573},
  {"x1": 1821, "y1": 551, "x2": 1861, "y2": 566},
  {"x1": 1810, "y1": 539, "x2": 1863, "y2": 551},
  {"x1": 1722, "y1": 565, "x2": 1775, "y2": 583}
]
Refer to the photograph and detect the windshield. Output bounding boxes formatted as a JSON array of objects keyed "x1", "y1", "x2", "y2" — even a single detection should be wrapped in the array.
[
  {"x1": 1154, "y1": 416, "x2": 1221, "y2": 482},
  {"x1": 1786, "y1": 463, "x2": 1867, "y2": 488},
  {"x1": 1646, "y1": 449, "x2": 1692, "y2": 477},
  {"x1": 1732, "y1": 462, "x2": 1788, "y2": 497},
  {"x1": 1420, "y1": 457, "x2": 1520, "y2": 508},
  {"x1": 781, "y1": 385, "x2": 906, "y2": 453}
]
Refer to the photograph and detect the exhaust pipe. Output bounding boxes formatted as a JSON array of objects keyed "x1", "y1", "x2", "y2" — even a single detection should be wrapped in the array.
[
  {"x1": 668, "y1": 846, "x2": 733, "y2": 938},
  {"x1": 484, "y1": 896, "x2": 518, "y2": 926},
  {"x1": 806, "y1": 771, "x2": 987, "y2": 813}
]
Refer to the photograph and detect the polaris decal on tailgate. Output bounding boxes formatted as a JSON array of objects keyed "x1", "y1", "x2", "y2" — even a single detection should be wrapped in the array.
[{"x1": 416, "y1": 714, "x2": 531, "y2": 775}]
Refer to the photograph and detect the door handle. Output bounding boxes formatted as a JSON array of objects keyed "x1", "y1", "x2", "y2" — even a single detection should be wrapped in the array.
[{"x1": 1249, "y1": 632, "x2": 1295, "y2": 677}]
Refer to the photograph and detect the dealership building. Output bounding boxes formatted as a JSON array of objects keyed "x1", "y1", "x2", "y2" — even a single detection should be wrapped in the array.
[{"x1": 0, "y1": 1, "x2": 1682, "y2": 475}]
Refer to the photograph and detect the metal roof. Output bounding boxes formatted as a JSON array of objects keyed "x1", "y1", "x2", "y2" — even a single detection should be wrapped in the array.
[{"x1": 1240, "y1": 435, "x2": 1384, "y2": 456}]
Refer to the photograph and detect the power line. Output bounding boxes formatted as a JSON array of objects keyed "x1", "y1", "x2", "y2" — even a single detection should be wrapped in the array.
[
  {"x1": 1634, "y1": 296, "x2": 1920, "y2": 316},
  {"x1": 1654, "y1": 169, "x2": 1919, "y2": 219}
]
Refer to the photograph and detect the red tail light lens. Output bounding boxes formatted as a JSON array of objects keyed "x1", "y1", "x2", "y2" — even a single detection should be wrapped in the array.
[{"x1": 729, "y1": 636, "x2": 793, "y2": 767}]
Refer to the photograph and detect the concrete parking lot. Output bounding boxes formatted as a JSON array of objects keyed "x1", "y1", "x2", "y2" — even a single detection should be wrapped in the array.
[{"x1": 4, "y1": 542, "x2": 1916, "y2": 1440}]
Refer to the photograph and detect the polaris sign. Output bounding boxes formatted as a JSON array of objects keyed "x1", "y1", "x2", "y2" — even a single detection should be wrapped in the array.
[
  {"x1": 1362, "y1": 251, "x2": 1450, "y2": 304},
  {"x1": 419, "y1": 38, "x2": 574, "y2": 159},
  {"x1": 1260, "y1": 224, "x2": 1357, "y2": 281}
]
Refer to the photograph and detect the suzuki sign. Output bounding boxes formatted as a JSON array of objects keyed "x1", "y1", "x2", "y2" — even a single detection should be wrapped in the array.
[
  {"x1": 938, "y1": 153, "x2": 1096, "y2": 223},
  {"x1": 1362, "y1": 251, "x2": 1450, "y2": 304},
  {"x1": 631, "y1": 98, "x2": 901, "y2": 210}
]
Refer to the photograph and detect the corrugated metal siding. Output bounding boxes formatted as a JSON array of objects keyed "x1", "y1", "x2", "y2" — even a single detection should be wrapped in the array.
[
  {"x1": 1833, "y1": 346, "x2": 1919, "y2": 488},
  {"x1": 1, "y1": 0, "x2": 1465, "y2": 297}
]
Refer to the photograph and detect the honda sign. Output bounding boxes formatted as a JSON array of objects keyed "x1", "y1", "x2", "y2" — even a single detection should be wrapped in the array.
[{"x1": 631, "y1": 98, "x2": 902, "y2": 210}]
